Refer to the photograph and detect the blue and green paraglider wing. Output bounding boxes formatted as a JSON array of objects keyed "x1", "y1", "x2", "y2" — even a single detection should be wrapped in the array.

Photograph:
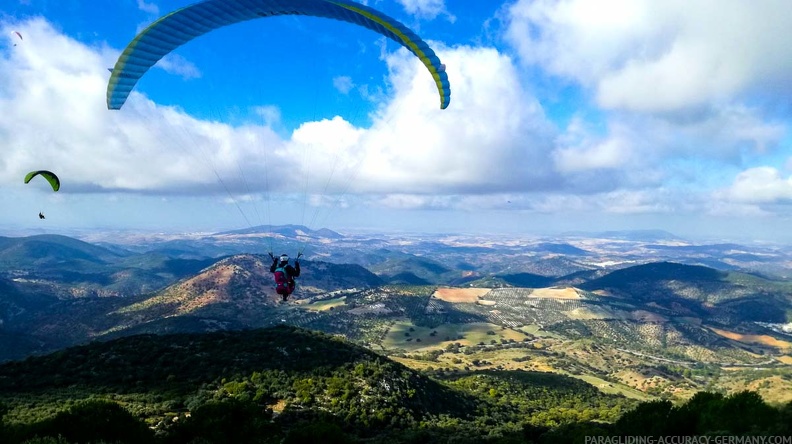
[
  {"x1": 106, "y1": 0, "x2": 450, "y2": 110},
  {"x1": 24, "y1": 170, "x2": 60, "y2": 192}
]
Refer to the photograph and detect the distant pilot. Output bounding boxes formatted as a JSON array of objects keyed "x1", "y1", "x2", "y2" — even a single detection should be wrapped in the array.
[{"x1": 38, "y1": 212, "x2": 45, "y2": 219}]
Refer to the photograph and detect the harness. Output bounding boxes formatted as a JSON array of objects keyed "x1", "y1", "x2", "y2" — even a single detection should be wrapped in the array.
[
  {"x1": 273, "y1": 264, "x2": 294, "y2": 295},
  {"x1": 274, "y1": 265, "x2": 289, "y2": 285}
]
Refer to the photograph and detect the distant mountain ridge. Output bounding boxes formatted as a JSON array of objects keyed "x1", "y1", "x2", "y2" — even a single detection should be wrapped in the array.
[
  {"x1": 0, "y1": 234, "x2": 220, "y2": 300},
  {"x1": 561, "y1": 229, "x2": 685, "y2": 242},
  {"x1": 369, "y1": 256, "x2": 457, "y2": 284},
  {"x1": 0, "y1": 234, "x2": 128, "y2": 267},
  {"x1": 216, "y1": 224, "x2": 344, "y2": 239},
  {"x1": 532, "y1": 242, "x2": 591, "y2": 255}
]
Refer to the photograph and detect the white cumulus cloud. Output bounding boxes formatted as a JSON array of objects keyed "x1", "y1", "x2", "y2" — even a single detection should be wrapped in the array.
[
  {"x1": 332, "y1": 75, "x2": 354, "y2": 94},
  {"x1": 721, "y1": 167, "x2": 792, "y2": 204},
  {"x1": 155, "y1": 53, "x2": 201, "y2": 80},
  {"x1": 136, "y1": 0, "x2": 159, "y2": 15},
  {"x1": 504, "y1": 0, "x2": 792, "y2": 113},
  {"x1": 396, "y1": 0, "x2": 455, "y2": 21}
]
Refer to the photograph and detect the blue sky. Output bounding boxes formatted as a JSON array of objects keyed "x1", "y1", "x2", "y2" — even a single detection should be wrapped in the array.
[{"x1": 2, "y1": 0, "x2": 792, "y2": 242}]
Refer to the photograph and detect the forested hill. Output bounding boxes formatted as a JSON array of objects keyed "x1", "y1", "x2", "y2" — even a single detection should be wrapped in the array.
[
  {"x1": 1, "y1": 325, "x2": 790, "y2": 443},
  {"x1": 0, "y1": 326, "x2": 465, "y2": 418},
  {"x1": 0, "y1": 325, "x2": 632, "y2": 443}
]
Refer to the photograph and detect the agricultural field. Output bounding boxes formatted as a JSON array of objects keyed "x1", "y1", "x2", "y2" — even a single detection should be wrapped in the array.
[
  {"x1": 530, "y1": 287, "x2": 582, "y2": 299},
  {"x1": 572, "y1": 374, "x2": 653, "y2": 401},
  {"x1": 432, "y1": 287, "x2": 491, "y2": 302},
  {"x1": 303, "y1": 296, "x2": 347, "y2": 311},
  {"x1": 519, "y1": 323, "x2": 564, "y2": 339},
  {"x1": 709, "y1": 327, "x2": 792, "y2": 351},
  {"x1": 381, "y1": 320, "x2": 530, "y2": 351}
]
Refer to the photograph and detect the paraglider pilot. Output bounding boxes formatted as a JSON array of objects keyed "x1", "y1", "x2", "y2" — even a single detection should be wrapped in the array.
[{"x1": 269, "y1": 253, "x2": 301, "y2": 301}]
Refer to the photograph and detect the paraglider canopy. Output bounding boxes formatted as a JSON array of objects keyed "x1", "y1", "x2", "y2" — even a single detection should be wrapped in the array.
[
  {"x1": 106, "y1": 0, "x2": 450, "y2": 110},
  {"x1": 24, "y1": 170, "x2": 60, "y2": 192}
]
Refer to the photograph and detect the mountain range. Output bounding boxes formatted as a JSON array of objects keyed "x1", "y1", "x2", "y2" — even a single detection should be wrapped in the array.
[{"x1": 1, "y1": 227, "x2": 791, "y2": 404}]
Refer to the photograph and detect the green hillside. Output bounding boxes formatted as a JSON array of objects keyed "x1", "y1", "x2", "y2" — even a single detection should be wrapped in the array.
[
  {"x1": 369, "y1": 257, "x2": 456, "y2": 284},
  {"x1": 1, "y1": 325, "x2": 789, "y2": 444},
  {"x1": 0, "y1": 325, "x2": 635, "y2": 443},
  {"x1": 578, "y1": 261, "x2": 792, "y2": 323}
]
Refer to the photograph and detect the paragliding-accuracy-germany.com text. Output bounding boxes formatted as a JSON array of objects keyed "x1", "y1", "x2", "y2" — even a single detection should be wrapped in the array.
[{"x1": 585, "y1": 436, "x2": 792, "y2": 444}]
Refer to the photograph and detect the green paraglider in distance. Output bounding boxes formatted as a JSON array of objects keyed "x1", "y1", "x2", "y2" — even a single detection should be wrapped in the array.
[{"x1": 24, "y1": 170, "x2": 60, "y2": 192}]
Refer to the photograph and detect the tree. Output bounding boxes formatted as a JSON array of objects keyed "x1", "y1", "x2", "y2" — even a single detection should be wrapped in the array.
[
  {"x1": 716, "y1": 391, "x2": 778, "y2": 435},
  {"x1": 670, "y1": 391, "x2": 723, "y2": 435},
  {"x1": 165, "y1": 398, "x2": 277, "y2": 444},
  {"x1": 282, "y1": 421, "x2": 351, "y2": 444},
  {"x1": 614, "y1": 400, "x2": 673, "y2": 436},
  {"x1": 33, "y1": 399, "x2": 154, "y2": 444},
  {"x1": 0, "y1": 402, "x2": 7, "y2": 443},
  {"x1": 776, "y1": 401, "x2": 792, "y2": 435}
]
